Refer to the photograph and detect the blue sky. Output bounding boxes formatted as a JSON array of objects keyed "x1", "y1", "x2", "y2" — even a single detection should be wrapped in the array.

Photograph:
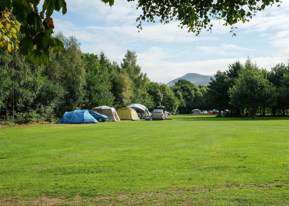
[{"x1": 54, "y1": 0, "x2": 289, "y2": 82}]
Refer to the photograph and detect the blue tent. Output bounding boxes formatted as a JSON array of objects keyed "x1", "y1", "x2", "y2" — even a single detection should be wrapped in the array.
[
  {"x1": 88, "y1": 110, "x2": 108, "y2": 122},
  {"x1": 60, "y1": 110, "x2": 97, "y2": 124}
]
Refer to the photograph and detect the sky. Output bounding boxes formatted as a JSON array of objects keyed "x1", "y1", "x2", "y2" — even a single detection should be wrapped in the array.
[{"x1": 54, "y1": 0, "x2": 289, "y2": 83}]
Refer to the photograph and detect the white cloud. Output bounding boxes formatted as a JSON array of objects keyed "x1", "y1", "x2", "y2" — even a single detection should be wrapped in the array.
[
  {"x1": 232, "y1": 0, "x2": 289, "y2": 56},
  {"x1": 139, "y1": 48, "x2": 289, "y2": 82},
  {"x1": 196, "y1": 44, "x2": 255, "y2": 56},
  {"x1": 53, "y1": 0, "x2": 289, "y2": 82},
  {"x1": 54, "y1": 19, "x2": 95, "y2": 42},
  {"x1": 122, "y1": 23, "x2": 212, "y2": 43},
  {"x1": 84, "y1": 23, "x2": 215, "y2": 44},
  {"x1": 54, "y1": 19, "x2": 126, "y2": 61},
  {"x1": 67, "y1": 0, "x2": 140, "y2": 24}
]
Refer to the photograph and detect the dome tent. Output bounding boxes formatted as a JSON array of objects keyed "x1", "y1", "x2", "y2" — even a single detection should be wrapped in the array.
[
  {"x1": 93, "y1": 106, "x2": 120, "y2": 122},
  {"x1": 128, "y1": 103, "x2": 151, "y2": 119},
  {"x1": 88, "y1": 110, "x2": 108, "y2": 122},
  {"x1": 192, "y1": 109, "x2": 202, "y2": 115},
  {"x1": 60, "y1": 110, "x2": 97, "y2": 124},
  {"x1": 117, "y1": 107, "x2": 139, "y2": 120}
]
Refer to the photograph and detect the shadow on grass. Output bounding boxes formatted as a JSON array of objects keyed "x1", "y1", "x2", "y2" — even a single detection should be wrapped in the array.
[{"x1": 173, "y1": 115, "x2": 289, "y2": 122}]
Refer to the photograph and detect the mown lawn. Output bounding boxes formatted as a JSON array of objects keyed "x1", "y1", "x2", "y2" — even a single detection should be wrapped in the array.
[{"x1": 0, "y1": 115, "x2": 288, "y2": 205}]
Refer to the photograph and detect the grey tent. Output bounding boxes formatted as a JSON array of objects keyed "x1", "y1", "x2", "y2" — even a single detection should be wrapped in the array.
[
  {"x1": 128, "y1": 103, "x2": 151, "y2": 119},
  {"x1": 93, "y1": 106, "x2": 120, "y2": 122},
  {"x1": 192, "y1": 109, "x2": 202, "y2": 115}
]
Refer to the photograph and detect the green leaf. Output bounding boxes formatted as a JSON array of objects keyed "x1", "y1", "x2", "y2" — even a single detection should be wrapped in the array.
[{"x1": 102, "y1": 0, "x2": 114, "y2": 6}]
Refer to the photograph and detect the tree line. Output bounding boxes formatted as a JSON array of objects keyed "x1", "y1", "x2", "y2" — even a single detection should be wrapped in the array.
[
  {"x1": 1, "y1": 35, "x2": 289, "y2": 123},
  {"x1": 0, "y1": 35, "x2": 181, "y2": 123},
  {"x1": 207, "y1": 61, "x2": 289, "y2": 117}
]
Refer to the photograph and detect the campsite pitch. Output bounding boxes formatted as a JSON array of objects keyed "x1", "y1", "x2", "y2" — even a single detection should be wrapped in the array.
[{"x1": 0, "y1": 115, "x2": 288, "y2": 205}]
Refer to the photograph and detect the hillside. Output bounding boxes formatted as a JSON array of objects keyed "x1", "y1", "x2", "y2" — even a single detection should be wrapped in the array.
[{"x1": 168, "y1": 73, "x2": 212, "y2": 86}]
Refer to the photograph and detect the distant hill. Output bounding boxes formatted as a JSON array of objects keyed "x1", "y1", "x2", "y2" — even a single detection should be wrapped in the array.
[{"x1": 168, "y1": 73, "x2": 212, "y2": 86}]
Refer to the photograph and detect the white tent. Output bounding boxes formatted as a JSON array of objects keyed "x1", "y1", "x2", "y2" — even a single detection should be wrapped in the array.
[
  {"x1": 128, "y1": 103, "x2": 151, "y2": 119},
  {"x1": 93, "y1": 106, "x2": 120, "y2": 121},
  {"x1": 192, "y1": 109, "x2": 202, "y2": 115}
]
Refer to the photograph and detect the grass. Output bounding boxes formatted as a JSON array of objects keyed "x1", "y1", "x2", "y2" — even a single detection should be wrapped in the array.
[{"x1": 0, "y1": 115, "x2": 288, "y2": 205}]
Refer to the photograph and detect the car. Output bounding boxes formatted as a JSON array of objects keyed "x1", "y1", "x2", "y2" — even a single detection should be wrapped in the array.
[
  {"x1": 202, "y1": 110, "x2": 208, "y2": 115},
  {"x1": 152, "y1": 109, "x2": 166, "y2": 120}
]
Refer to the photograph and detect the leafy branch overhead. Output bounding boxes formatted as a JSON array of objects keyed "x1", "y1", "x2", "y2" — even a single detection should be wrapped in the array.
[
  {"x1": 102, "y1": 0, "x2": 280, "y2": 33},
  {"x1": 0, "y1": 0, "x2": 67, "y2": 55},
  {"x1": 0, "y1": 9, "x2": 20, "y2": 52},
  {"x1": 0, "y1": 0, "x2": 281, "y2": 54}
]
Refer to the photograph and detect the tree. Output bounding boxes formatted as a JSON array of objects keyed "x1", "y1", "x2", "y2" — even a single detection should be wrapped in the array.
[
  {"x1": 83, "y1": 53, "x2": 114, "y2": 107},
  {"x1": 229, "y1": 65, "x2": 275, "y2": 117},
  {"x1": 207, "y1": 62, "x2": 244, "y2": 115},
  {"x1": 195, "y1": 85, "x2": 209, "y2": 110},
  {"x1": 172, "y1": 80, "x2": 198, "y2": 114},
  {"x1": 35, "y1": 78, "x2": 64, "y2": 119},
  {"x1": 269, "y1": 64, "x2": 289, "y2": 115},
  {"x1": 0, "y1": 52, "x2": 13, "y2": 113},
  {"x1": 160, "y1": 84, "x2": 179, "y2": 113},
  {"x1": 121, "y1": 51, "x2": 150, "y2": 104},
  {"x1": 226, "y1": 62, "x2": 244, "y2": 85},
  {"x1": 147, "y1": 82, "x2": 163, "y2": 110},
  {"x1": 146, "y1": 82, "x2": 179, "y2": 112},
  {"x1": 0, "y1": 51, "x2": 44, "y2": 121},
  {"x1": 46, "y1": 36, "x2": 85, "y2": 113},
  {"x1": 111, "y1": 70, "x2": 133, "y2": 107},
  {"x1": 208, "y1": 71, "x2": 230, "y2": 111}
]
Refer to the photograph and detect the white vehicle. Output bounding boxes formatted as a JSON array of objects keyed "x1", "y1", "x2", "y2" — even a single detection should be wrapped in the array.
[
  {"x1": 164, "y1": 111, "x2": 170, "y2": 119},
  {"x1": 202, "y1": 110, "x2": 208, "y2": 115},
  {"x1": 152, "y1": 109, "x2": 166, "y2": 120}
]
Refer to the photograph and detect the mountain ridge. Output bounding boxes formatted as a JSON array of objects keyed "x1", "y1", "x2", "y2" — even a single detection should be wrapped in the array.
[{"x1": 168, "y1": 73, "x2": 212, "y2": 86}]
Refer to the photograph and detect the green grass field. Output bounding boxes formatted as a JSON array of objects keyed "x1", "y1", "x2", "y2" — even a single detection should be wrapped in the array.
[{"x1": 0, "y1": 115, "x2": 288, "y2": 205}]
